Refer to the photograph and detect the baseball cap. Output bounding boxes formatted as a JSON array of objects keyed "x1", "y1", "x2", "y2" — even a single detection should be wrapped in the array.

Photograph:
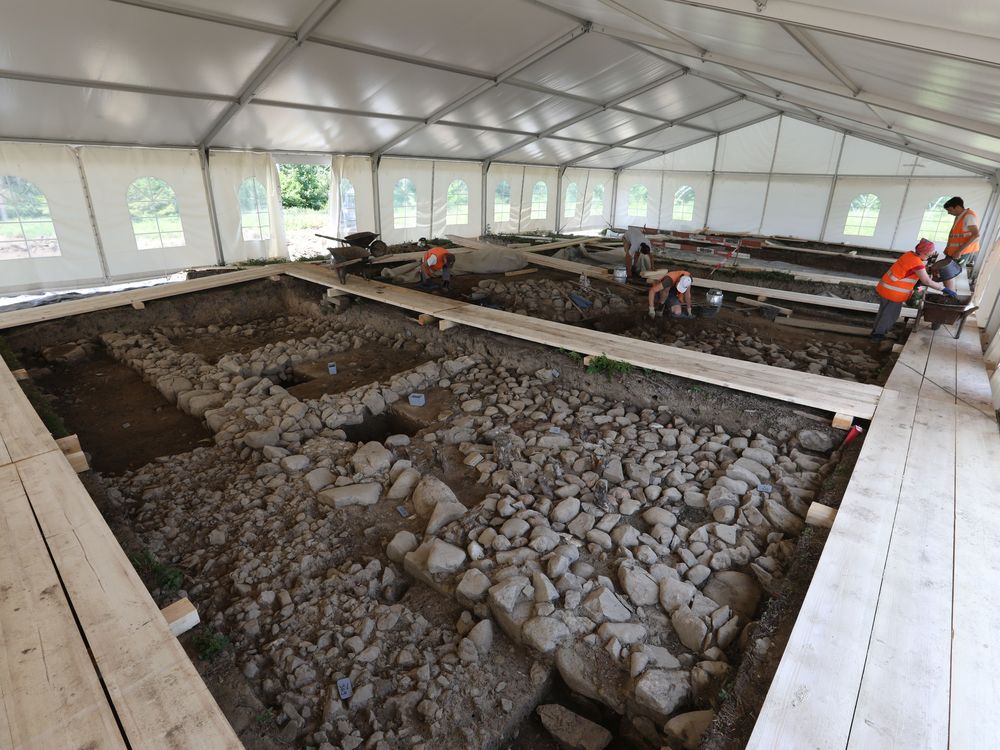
[{"x1": 676, "y1": 275, "x2": 692, "y2": 293}]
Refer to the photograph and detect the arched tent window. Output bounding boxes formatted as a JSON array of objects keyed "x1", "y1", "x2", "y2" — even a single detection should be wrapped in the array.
[
  {"x1": 673, "y1": 186, "x2": 695, "y2": 221},
  {"x1": 844, "y1": 193, "x2": 880, "y2": 236},
  {"x1": 339, "y1": 178, "x2": 357, "y2": 235},
  {"x1": 590, "y1": 185, "x2": 605, "y2": 217},
  {"x1": 494, "y1": 181, "x2": 512, "y2": 223},
  {"x1": 628, "y1": 184, "x2": 649, "y2": 218},
  {"x1": 239, "y1": 177, "x2": 271, "y2": 241},
  {"x1": 0, "y1": 175, "x2": 60, "y2": 259},
  {"x1": 393, "y1": 178, "x2": 417, "y2": 229},
  {"x1": 530, "y1": 181, "x2": 548, "y2": 220},
  {"x1": 918, "y1": 196, "x2": 952, "y2": 244},
  {"x1": 127, "y1": 177, "x2": 185, "y2": 250},
  {"x1": 564, "y1": 182, "x2": 578, "y2": 219},
  {"x1": 446, "y1": 179, "x2": 469, "y2": 225}
]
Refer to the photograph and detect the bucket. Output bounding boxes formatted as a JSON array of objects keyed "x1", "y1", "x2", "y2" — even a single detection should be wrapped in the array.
[
  {"x1": 705, "y1": 289, "x2": 724, "y2": 307},
  {"x1": 408, "y1": 392, "x2": 426, "y2": 407},
  {"x1": 930, "y1": 258, "x2": 962, "y2": 281},
  {"x1": 613, "y1": 265, "x2": 628, "y2": 283}
]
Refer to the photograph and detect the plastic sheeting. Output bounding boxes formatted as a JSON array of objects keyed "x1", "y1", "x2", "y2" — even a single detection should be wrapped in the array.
[{"x1": 208, "y1": 150, "x2": 286, "y2": 263}]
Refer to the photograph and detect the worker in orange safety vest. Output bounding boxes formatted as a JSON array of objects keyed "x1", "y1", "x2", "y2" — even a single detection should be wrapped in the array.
[
  {"x1": 418, "y1": 243, "x2": 455, "y2": 291},
  {"x1": 941, "y1": 196, "x2": 979, "y2": 291},
  {"x1": 871, "y1": 238, "x2": 955, "y2": 340},
  {"x1": 648, "y1": 269, "x2": 693, "y2": 319}
]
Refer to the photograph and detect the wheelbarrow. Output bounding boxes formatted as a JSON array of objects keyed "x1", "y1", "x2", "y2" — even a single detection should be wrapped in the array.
[
  {"x1": 918, "y1": 292, "x2": 979, "y2": 339},
  {"x1": 314, "y1": 231, "x2": 390, "y2": 283}
]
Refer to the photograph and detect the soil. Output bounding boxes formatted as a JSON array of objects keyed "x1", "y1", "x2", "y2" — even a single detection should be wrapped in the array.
[
  {"x1": 33, "y1": 351, "x2": 214, "y2": 474},
  {"x1": 172, "y1": 321, "x2": 318, "y2": 364},
  {"x1": 286, "y1": 343, "x2": 430, "y2": 399}
]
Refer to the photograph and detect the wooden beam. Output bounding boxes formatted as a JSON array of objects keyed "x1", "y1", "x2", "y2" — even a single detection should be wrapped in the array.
[
  {"x1": 805, "y1": 502, "x2": 838, "y2": 528},
  {"x1": 439, "y1": 320, "x2": 460, "y2": 332},
  {"x1": 161, "y1": 597, "x2": 200, "y2": 637},
  {"x1": 504, "y1": 268, "x2": 538, "y2": 277},
  {"x1": 130, "y1": 300, "x2": 145, "y2": 310},
  {"x1": 775, "y1": 317, "x2": 873, "y2": 337},
  {"x1": 56, "y1": 434, "x2": 81, "y2": 454},
  {"x1": 831, "y1": 412, "x2": 854, "y2": 430},
  {"x1": 735, "y1": 296, "x2": 793, "y2": 316},
  {"x1": 12, "y1": 368, "x2": 29, "y2": 381},
  {"x1": 64, "y1": 450, "x2": 90, "y2": 474},
  {"x1": 417, "y1": 313, "x2": 438, "y2": 326},
  {"x1": 0, "y1": 358, "x2": 59, "y2": 464}
]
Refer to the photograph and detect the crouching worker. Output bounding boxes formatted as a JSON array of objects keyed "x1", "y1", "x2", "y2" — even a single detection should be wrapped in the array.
[
  {"x1": 648, "y1": 269, "x2": 693, "y2": 319},
  {"x1": 419, "y1": 246, "x2": 456, "y2": 291},
  {"x1": 871, "y1": 238, "x2": 956, "y2": 340}
]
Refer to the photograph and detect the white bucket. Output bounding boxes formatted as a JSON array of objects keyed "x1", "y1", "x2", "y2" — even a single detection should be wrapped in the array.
[{"x1": 613, "y1": 265, "x2": 628, "y2": 283}]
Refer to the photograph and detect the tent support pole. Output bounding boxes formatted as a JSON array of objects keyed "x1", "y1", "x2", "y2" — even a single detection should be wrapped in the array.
[
  {"x1": 703, "y1": 137, "x2": 720, "y2": 230},
  {"x1": 200, "y1": 148, "x2": 226, "y2": 265},
  {"x1": 819, "y1": 136, "x2": 847, "y2": 242},
  {"x1": 610, "y1": 170, "x2": 621, "y2": 230},
  {"x1": 757, "y1": 115, "x2": 783, "y2": 234},
  {"x1": 71, "y1": 148, "x2": 112, "y2": 282},
  {"x1": 889, "y1": 159, "x2": 918, "y2": 250},
  {"x1": 370, "y1": 157, "x2": 381, "y2": 235}
]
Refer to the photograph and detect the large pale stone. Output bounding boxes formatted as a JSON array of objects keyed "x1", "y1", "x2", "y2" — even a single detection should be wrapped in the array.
[
  {"x1": 664, "y1": 710, "x2": 714, "y2": 750},
  {"x1": 618, "y1": 564, "x2": 659, "y2": 607},
  {"x1": 536, "y1": 704, "x2": 612, "y2": 750},
  {"x1": 425, "y1": 499, "x2": 466, "y2": 535},
  {"x1": 552, "y1": 496, "x2": 581, "y2": 524},
  {"x1": 386, "y1": 467, "x2": 421, "y2": 500},
  {"x1": 386, "y1": 531, "x2": 417, "y2": 563},
  {"x1": 243, "y1": 429, "x2": 280, "y2": 449},
  {"x1": 702, "y1": 571, "x2": 762, "y2": 620},
  {"x1": 425, "y1": 539, "x2": 466, "y2": 575},
  {"x1": 304, "y1": 467, "x2": 334, "y2": 492},
  {"x1": 318, "y1": 483, "x2": 380, "y2": 508},
  {"x1": 582, "y1": 587, "x2": 632, "y2": 623},
  {"x1": 456, "y1": 568, "x2": 491, "y2": 606},
  {"x1": 555, "y1": 646, "x2": 626, "y2": 713},
  {"x1": 523, "y1": 617, "x2": 570, "y2": 653},
  {"x1": 633, "y1": 669, "x2": 690, "y2": 723},
  {"x1": 659, "y1": 577, "x2": 696, "y2": 613},
  {"x1": 670, "y1": 606, "x2": 708, "y2": 651},
  {"x1": 762, "y1": 498, "x2": 804, "y2": 536},
  {"x1": 412, "y1": 476, "x2": 459, "y2": 517},
  {"x1": 351, "y1": 441, "x2": 392, "y2": 476}
]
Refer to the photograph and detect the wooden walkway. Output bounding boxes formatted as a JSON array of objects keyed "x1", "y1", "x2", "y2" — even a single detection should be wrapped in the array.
[
  {"x1": 748, "y1": 318, "x2": 1000, "y2": 749},
  {"x1": 0, "y1": 358, "x2": 241, "y2": 749}
]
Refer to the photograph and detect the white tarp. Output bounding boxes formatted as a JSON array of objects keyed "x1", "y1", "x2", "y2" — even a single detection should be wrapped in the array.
[
  {"x1": 208, "y1": 150, "x2": 286, "y2": 263},
  {"x1": 431, "y1": 161, "x2": 482, "y2": 238},
  {"x1": 377, "y1": 158, "x2": 432, "y2": 244},
  {"x1": 331, "y1": 155, "x2": 376, "y2": 236}
]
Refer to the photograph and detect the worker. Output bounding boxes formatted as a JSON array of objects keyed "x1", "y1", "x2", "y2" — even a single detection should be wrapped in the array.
[
  {"x1": 941, "y1": 196, "x2": 980, "y2": 290},
  {"x1": 871, "y1": 238, "x2": 956, "y2": 340},
  {"x1": 623, "y1": 226, "x2": 655, "y2": 278},
  {"x1": 418, "y1": 245, "x2": 455, "y2": 290},
  {"x1": 648, "y1": 269, "x2": 693, "y2": 319}
]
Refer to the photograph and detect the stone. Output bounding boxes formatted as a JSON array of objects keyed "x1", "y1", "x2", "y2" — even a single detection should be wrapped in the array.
[
  {"x1": 797, "y1": 428, "x2": 835, "y2": 453},
  {"x1": 686, "y1": 564, "x2": 711, "y2": 587},
  {"x1": 671, "y1": 606, "x2": 708, "y2": 651},
  {"x1": 425, "y1": 499, "x2": 466, "y2": 535},
  {"x1": 707, "y1": 485, "x2": 739, "y2": 511},
  {"x1": 536, "y1": 704, "x2": 612, "y2": 750},
  {"x1": 412, "y1": 476, "x2": 459, "y2": 517},
  {"x1": 552, "y1": 496, "x2": 581, "y2": 524},
  {"x1": 426, "y1": 539, "x2": 467, "y2": 574},
  {"x1": 243, "y1": 429, "x2": 280, "y2": 449},
  {"x1": 597, "y1": 622, "x2": 647, "y2": 645},
  {"x1": 387, "y1": 531, "x2": 418, "y2": 563},
  {"x1": 304, "y1": 467, "x2": 335, "y2": 492},
  {"x1": 742, "y1": 447, "x2": 775, "y2": 466},
  {"x1": 386, "y1": 467, "x2": 421, "y2": 501},
  {"x1": 556, "y1": 646, "x2": 626, "y2": 713},
  {"x1": 582, "y1": 587, "x2": 632, "y2": 623},
  {"x1": 633, "y1": 669, "x2": 690, "y2": 723},
  {"x1": 734, "y1": 456, "x2": 770, "y2": 481},
  {"x1": 618, "y1": 564, "x2": 659, "y2": 607},
  {"x1": 532, "y1": 572, "x2": 559, "y2": 602},
  {"x1": 523, "y1": 617, "x2": 570, "y2": 653},
  {"x1": 468, "y1": 619, "x2": 494, "y2": 654},
  {"x1": 501, "y1": 517, "x2": 531, "y2": 539},
  {"x1": 351, "y1": 441, "x2": 392, "y2": 476},
  {"x1": 318, "y1": 483, "x2": 380, "y2": 508},
  {"x1": 208, "y1": 528, "x2": 226, "y2": 546},
  {"x1": 280, "y1": 454, "x2": 310, "y2": 472},
  {"x1": 762, "y1": 498, "x2": 804, "y2": 535},
  {"x1": 643, "y1": 507, "x2": 677, "y2": 527},
  {"x1": 603, "y1": 457, "x2": 625, "y2": 484},
  {"x1": 659, "y1": 577, "x2": 695, "y2": 613},
  {"x1": 568, "y1": 512, "x2": 596, "y2": 539},
  {"x1": 702, "y1": 571, "x2": 762, "y2": 620},
  {"x1": 456, "y1": 569, "x2": 491, "y2": 606},
  {"x1": 664, "y1": 710, "x2": 714, "y2": 750},
  {"x1": 642, "y1": 644, "x2": 681, "y2": 670}
]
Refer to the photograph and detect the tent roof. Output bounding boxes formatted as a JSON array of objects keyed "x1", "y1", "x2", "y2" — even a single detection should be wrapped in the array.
[{"x1": 2, "y1": 0, "x2": 998, "y2": 175}]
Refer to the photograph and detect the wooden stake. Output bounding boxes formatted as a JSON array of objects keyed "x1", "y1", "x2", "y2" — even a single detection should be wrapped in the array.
[
  {"x1": 805, "y1": 502, "x2": 838, "y2": 529},
  {"x1": 776, "y1": 318, "x2": 872, "y2": 337},
  {"x1": 832, "y1": 413, "x2": 854, "y2": 430},
  {"x1": 64, "y1": 450, "x2": 90, "y2": 473},
  {"x1": 326, "y1": 288, "x2": 349, "y2": 298},
  {"x1": 439, "y1": 320, "x2": 460, "y2": 332},
  {"x1": 161, "y1": 597, "x2": 200, "y2": 637},
  {"x1": 736, "y1": 297, "x2": 793, "y2": 316},
  {"x1": 56, "y1": 434, "x2": 82, "y2": 454},
  {"x1": 12, "y1": 368, "x2": 29, "y2": 381},
  {"x1": 131, "y1": 300, "x2": 145, "y2": 310}
]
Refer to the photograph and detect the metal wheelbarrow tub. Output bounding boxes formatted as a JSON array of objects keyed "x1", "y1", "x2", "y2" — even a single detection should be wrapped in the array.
[{"x1": 920, "y1": 294, "x2": 978, "y2": 338}]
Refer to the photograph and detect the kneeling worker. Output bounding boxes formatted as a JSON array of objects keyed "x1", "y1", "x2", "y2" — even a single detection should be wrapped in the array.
[
  {"x1": 419, "y1": 245, "x2": 455, "y2": 291},
  {"x1": 871, "y1": 238, "x2": 956, "y2": 339},
  {"x1": 648, "y1": 269, "x2": 694, "y2": 319}
]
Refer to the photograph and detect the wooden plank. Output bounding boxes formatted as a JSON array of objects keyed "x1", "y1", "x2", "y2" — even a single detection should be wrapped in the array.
[
  {"x1": 504, "y1": 268, "x2": 538, "y2": 277},
  {"x1": 0, "y1": 265, "x2": 284, "y2": 330},
  {"x1": 734, "y1": 297, "x2": 792, "y2": 316},
  {"x1": 447, "y1": 234, "x2": 587, "y2": 254},
  {"x1": 847, "y1": 330, "x2": 957, "y2": 748},
  {"x1": 16, "y1": 451, "x2": 242, "y2": 749},
  {"x1": 831, "y1": 413, "x2": 853, "y2": 430},
  {"x1": 763, "y1": 239, "x2": 893, "y2": 263},
  {"x1": 0, "y1": 463, "x2": 127, "y2": 750},
  {"x1": 161, "y1": 598, "x2": 200, "y2": 638},
  {"x1": 0, "y1": 359, "x2": 59, "y2": 463},
  {"x1": 747, "y1": 329, "x2": 931, "y2": 749},
  {"x1": 64, "y1": 450, "x2": 89, "y2": 473},
  {"x1": 950, "y1": 322, "x2": 1000, "y2": 749},
  {"x1": 12, "y1": 368, "x2": 29, "y2": 381},
  {"x1": 804, "y1": 502, "x2": 837, "y2": 528},
  {"x1": 438, "y1": 320, "x2": 460, "y2": 332},
  {"x1": 775, "y1": 317, "x2": 872, "y2": 337},
  {"x1": 370, "y1": 248, "x2": 473, "y2": 264},
  {"x1": 55, "y1": 434, "x2": 81, "y2": 454},
  {"x1": 130, "y1": 300, "x2": 145, "y2": 310}
]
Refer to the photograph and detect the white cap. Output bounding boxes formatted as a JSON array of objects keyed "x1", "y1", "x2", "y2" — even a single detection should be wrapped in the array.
[
  {"x1": 676, "y1": 275, "x2": 692, "y2": 293},
  {"x1": 426, "y1": 254, "x2": 439, "y2": 267}
]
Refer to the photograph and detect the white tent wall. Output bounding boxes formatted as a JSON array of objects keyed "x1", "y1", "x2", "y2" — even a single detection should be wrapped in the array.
[
  {"x1": 707, "y1": 175, "x2": 771, "y2": 233},
  {"x1": 559, "y1": 168, "x2": 613, "y2": 233},
  {"x1": 615, "y1": 170, "x2": 664, "y2": 230},
  {"x1": 658, "y1": 172, "x2": 713, "y2": 232},
  {"x1": 715, "y1": 118, "x2": 780, "y2": 174},
  {"x1": 823, "y1": 178, "x2": 908, "y2": 248},
  {"x1": 0, "y1": 142, "x2": 105, "y2": 294},
  {"x1": 760, "y1": 176, "x2": 834, "y2": 239},
  {"x1": 208, "y1": 150, "x2": 286, "y2": 264},
  {"x1": 80, "y1": 146, "x2": 217, "y2": 280},
  {"x1": 431, "y1": 161, "x2": 482, "y2": 239},
  {"x1": 896, "y1": 179, "x2": 994, "y2": 250},
  {"x1": 486, "y1": 164, "x2": 525, "y2": 234},
  {"x1": 331, "y1": 156, "x2": 376, "y2": 237},
  {"x1": 518, "y1": 166, "x2": 559, "y2": 233},
  {"x1": 378, "y1": 158, "x2": 432, "y2": 244}
]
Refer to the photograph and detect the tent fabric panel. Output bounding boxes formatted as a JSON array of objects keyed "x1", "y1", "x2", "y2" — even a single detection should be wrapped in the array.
[
  {"x1": 913, "y1": 156, "x2": 978, "y2": 178},
  {"x1": 444, "y1": 85, "x2": 594, "y2": 133},
  {"x1": 615, "y1": 170, "x2": 664, "y2": 230},
  {"x1": 377, "y1": 158, "x2": 433, "y2": 245},
  {"x1": 771, "y1": 117, "x2": 844, "y2": 175},
  {"x1": 839, "y1": 137, "x2": 914, "y2": 177},
  {"x1": 707, "y1": 174, "x2": 769, "y2": 233},
  {"x1": 0, "y1": 142, "x2": 105, "y2": 294},
  {"x1": 259, "y1": 43, "x2": 483, "y2": 118},
  {"x1": 627, "y1": 126, "x2": 713, "y2": 154},
  {"x1": 760, "y1": 176, "x2": 834, "y2": 239},
  {"x1": 515, "y1": 34, "x2": 677, "y2": 103},
  {"x1": 655, "y1": 172, "x2": 713, "y2": 231},
  {"x1": 330, "y1": 155, "x2": 376, "y2": 237},
  {"x1": 617, "y1": 75, "x2": 734, "y2": 122},
  {"x1": 518, "y1": 166, "x2": 559, "y2": 232},
  {"x1": 560, "y1": 168, "x2": 613, "y2": 232},
  {"x1": 636, "y1": 139, "x2": 717, "y2": 172},
  {"x1": 81, "y1": 146, "x2": 218, "y2": 278},
  {"x1": 552, "y1": 110, "x2": 664, "y2": 144},
  {"x1": 313, "y1": 0, "x2": 576, "y2": 75},
  {"x1": 152, "y1": 0, "x2": 321, "y2": 30},
  {"x1": 500, "y1": 140, "x2": 600, "y2": 166},
  {"x1": 2, "y1": 0, "x2": 277, "y2": 95},
  {"x1": 431, "y1": 161, "x2": 483, "y2": 238},
  {"x1": 388, "y1": 126, "x2": 527, "y2": 162},
  {"x1": 208, "y1": 150, "x2": 286, "y2": 263},
  {"x1": 576, "y1": 148, "x2": 659, "y2": 170},
  {"x1": 896, "y1": 178, "x2": 993, "y2": 251},
  {"x1": 823, "y1": 177, "x2": 907, "y2": 249},
  {"x1": 213, "y1": 105, "x2": 414, "y2": 153},
  {"x1": 486, "y1": 164, "x2": 525, "y2": 233},
  {"x1": 682, "y1": 101, "x2": 776, "y2": 134},
  {"x1": 867, "y1": 109, "x2": 1000, "y2": 164},
  {"x1": 0, "y1": 80, "x2": 228, "y2": 147},
  {"x1": 715, "y1": 117, "x2": 780, "y2": 173}
]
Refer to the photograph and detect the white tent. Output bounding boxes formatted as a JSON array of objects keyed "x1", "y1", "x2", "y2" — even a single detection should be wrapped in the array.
[{"x1": 1, "y1": 0, "x2": 998, "y2": 295}]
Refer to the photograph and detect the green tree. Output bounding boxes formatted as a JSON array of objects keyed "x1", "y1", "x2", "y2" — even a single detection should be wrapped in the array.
[{"x1": 278, "y1": 164, "x2": 330, "y2": 210}]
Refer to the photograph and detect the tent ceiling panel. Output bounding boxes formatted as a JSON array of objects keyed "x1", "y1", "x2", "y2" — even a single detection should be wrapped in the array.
[
  {"x1": 212, "y1": 104, "x2": 413, "y2": 153},
  {"x1": 312, "y1": 0, "x2": 576, "y2": 74},
  {"x1": 386, "y1": 125, "x2": 528, "y2": 161},
  {"x1": 913, "y1": 156, "x2": 978, "y2": 179},
  {"x1": 146, "y1": 0, "x2": 320, "y2": 30},
  {"x1": 629, "y1": 137, "x2": 718, "y2": 171},
  {"x1": 616, "y1": 75, "x2": 734, "y2": 122},
  {"x1": 443, "y1": 85, "x2": 595, "y2": 134},
  {"x1": 868, "y1": 109, "x2": 1000, "y2": 166},
  {"x1": 552, "y1": 110, "x2": 664, "y2": 144},
  {"x1": 0, "y1": 79, "x2": 227, "y2": 145},
  {"x1": 746, "y1": 76, "x2": 879, "y2": 122},
  {"x1": 576, "y1": 147, "x2": 659, "y2": 170},
  {"x1": 627, "y1": 126, "x2": 710, "y2": 153},
  {"x1": 257, "y1": 43, "x2": 483, "y2": 118},
  {"x1": 682, "y1": 101, "x2": 775, "y2": 132},
  {"x1": 539, "y1": 0, "x2": 654, "y2": 38},
  {"x1": 771, "y1": 117, "x2": 843, "y2": 175},
  {"x1": 515, "y1": 33, "x2": 679, "y2": 103},
  {"x1": 3, "y1": 0, "x2": 278, "y2": 95},
  {"x1": 499, "y1": 139, "x2": 609, "y2": 166}
]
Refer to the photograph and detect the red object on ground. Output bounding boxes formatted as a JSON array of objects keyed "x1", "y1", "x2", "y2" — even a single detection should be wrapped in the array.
[{"x1": 841, "y1": 424, "x2": 864, "y2": 447}]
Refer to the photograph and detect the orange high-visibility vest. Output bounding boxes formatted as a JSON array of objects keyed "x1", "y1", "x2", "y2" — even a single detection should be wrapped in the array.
[
  {"x1": 876, "y1": 252, "x2": 925, "y2": 302},
  {"x1": 421, "y1": 247, "x2": 450, "y2": 276},
  {"x1": 945, "y1": 208, "x2": 979, "y2": 258},
  {"x1": 653, "y1": 270, "x2": 690, "y2": 291}
]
